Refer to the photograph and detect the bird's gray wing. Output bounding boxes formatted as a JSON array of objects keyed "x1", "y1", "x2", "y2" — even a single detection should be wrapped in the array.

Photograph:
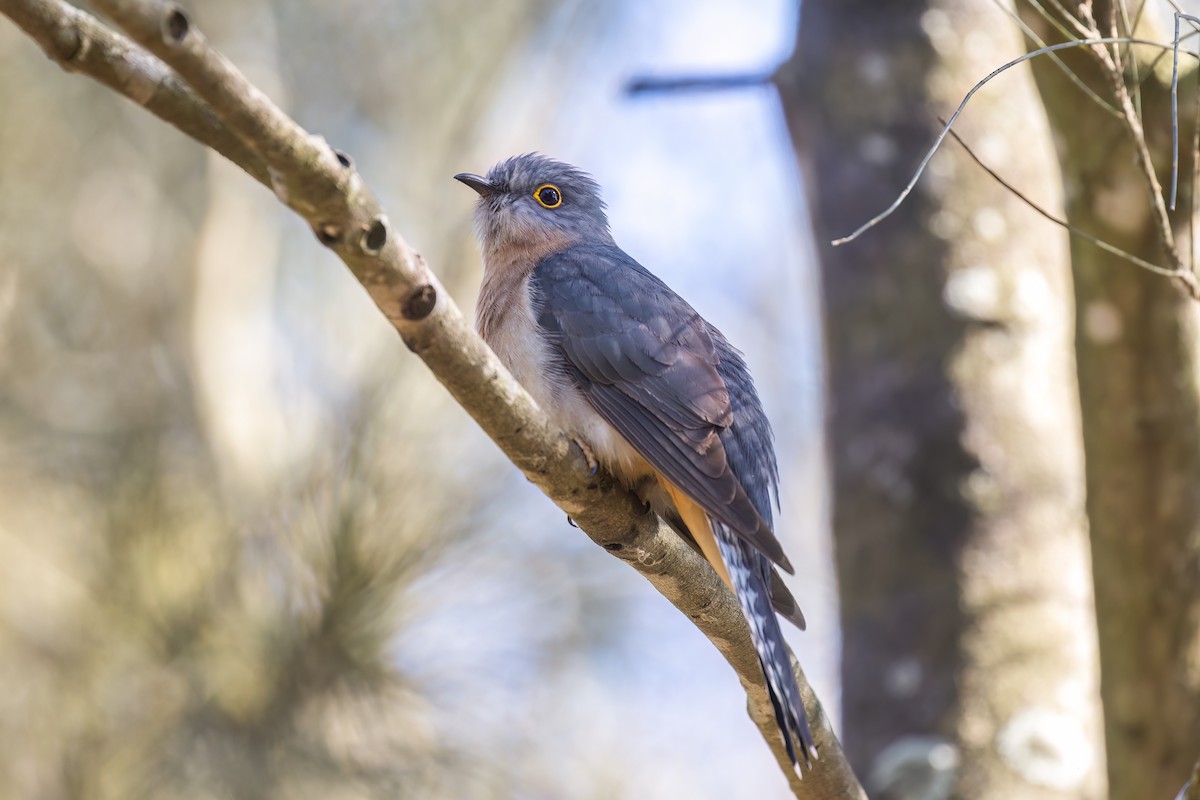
[{"x1": 531, "y1": 244, "x2": 792, "y2": 574}]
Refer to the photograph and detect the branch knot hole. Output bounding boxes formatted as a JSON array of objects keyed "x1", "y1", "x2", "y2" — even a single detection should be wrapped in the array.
[
  {"x1": 163, "y1": 6, "x2": 190, "y2": 44},
  {"x1": 60, "y1": 26, "x2": 88, "y2": 65},
  {"x1": 314, "y1": 223, "x2": 342, "y2": 246},
  {"x1": 362, "y1": 217, "x2": 388, "y2": 254},
  {"x1": 402, "y1": 285, "x2": 437, "y2": 320}
]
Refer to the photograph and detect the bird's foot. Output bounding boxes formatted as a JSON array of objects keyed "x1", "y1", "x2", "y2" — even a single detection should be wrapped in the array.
[{"x1": 571, "y1": 437, "x2": 599, "y2": 477}]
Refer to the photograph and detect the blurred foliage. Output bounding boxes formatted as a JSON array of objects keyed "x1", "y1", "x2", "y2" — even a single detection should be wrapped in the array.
[{"x1": 0, "y1": 1, "x2": 646, "y2": 797}]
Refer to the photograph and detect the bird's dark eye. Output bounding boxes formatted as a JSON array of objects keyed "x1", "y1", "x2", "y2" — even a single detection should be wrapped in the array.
[{"x1": 534, "y1": 184, "x2": 562, "y2": 209}]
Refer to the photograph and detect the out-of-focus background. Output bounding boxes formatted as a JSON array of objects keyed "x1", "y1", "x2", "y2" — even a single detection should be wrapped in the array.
[
  {"x1": 4, "y1": 1, "x2": 1200, "y2": 799},
  {"x1": 0, "y1": 1, "x2": 828, "y2": 798}
]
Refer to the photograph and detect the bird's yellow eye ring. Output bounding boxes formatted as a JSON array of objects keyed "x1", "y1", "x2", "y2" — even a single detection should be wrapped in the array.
[{"x1": 534, "y1": 184, "x2": 563, "y2": 209}]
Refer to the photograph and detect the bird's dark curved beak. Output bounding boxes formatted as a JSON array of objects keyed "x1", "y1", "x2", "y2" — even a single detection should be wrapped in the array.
[{"x1": 454, "y1": 173, "x2": 497, "y2": 197}]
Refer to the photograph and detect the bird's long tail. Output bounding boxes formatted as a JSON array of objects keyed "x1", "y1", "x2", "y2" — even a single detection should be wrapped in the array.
[{"x1": 714, "y1": 521, "x2": 816, "y2": 773}]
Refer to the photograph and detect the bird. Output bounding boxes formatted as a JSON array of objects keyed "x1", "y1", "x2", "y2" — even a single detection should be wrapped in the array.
[{"x1": 455, "y1": 153, "x2": 815, "y2": 771}]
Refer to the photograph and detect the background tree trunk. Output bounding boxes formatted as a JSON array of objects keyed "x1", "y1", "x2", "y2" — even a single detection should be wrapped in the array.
[
  {"x1": 778, "y1": 2, "x2": 1104, "y2": 797},
  {"x1": 1015, "y1": 5, "x2": 1200, "y2": 799}
]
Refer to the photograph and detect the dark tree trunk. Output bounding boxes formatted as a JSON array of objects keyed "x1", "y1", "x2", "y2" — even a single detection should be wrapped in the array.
[{"x1": 777, "y1": 2, "x2": 1103, "y2": 797}]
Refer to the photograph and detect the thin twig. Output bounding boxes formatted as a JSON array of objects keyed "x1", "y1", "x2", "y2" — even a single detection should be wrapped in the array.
[
  {"x1": 1131, "y1": 0, "x2": 1149, "y2": 33},
  {"x1": 1191, "y1": 58, "x2": 1199, "y2": 275},
  {"x1": 1036, "y1": 0, "x2": 1095, "y2": 40},
  {"x1": 1142, "y1": 19, "x2": 1197, "y2": 89},
  {"x1": 832, "y1": 36, "x2": 1197, "y2": 249},
  {"x1": 992, "y1": 0, "x2": 1121, "y2": 116},
  {"x1": 1084, "y1": 13, "x2": 1184, "y2": 281},
  {"x1": 1100, "y1": 3, "x2": 1122, "y2": 65},
  {"x1": 1172, "y1": 12, "x2": 1200, "y2": 209},
  {"x1": 1116, "y1": 0, "x2": 1142, "y2": 122},
  {"x1": 940, "y1": 118, "x2": 1189, "y2": 283}
]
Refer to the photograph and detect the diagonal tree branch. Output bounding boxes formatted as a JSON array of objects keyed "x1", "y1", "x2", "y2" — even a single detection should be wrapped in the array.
[
  {"x1": 1181, "y1": 756, "x2": 1200, "y2": 800},
  {"x1": 0, "y1": 0, "x2": 866, "y2": 796},
  {"x1": 0, "y1": 0, "x2": 269, "y2": 185}
]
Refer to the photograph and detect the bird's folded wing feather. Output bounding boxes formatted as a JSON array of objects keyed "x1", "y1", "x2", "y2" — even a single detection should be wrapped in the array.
[{"x1": 531, "y1": 244, "x2": 792, "y2": 573}]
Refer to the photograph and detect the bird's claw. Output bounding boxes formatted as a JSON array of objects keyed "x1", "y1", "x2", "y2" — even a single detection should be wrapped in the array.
[{"x1": 572, "y1": 437, "x2": 599, "y2": 477}]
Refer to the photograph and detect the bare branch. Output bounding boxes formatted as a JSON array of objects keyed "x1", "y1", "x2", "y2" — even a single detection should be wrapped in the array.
[
  {"x1": 1115, "y1": 0, "x2": 1143, "y2": 121},
  {"x1": 1079, "y1": 13, "x2": 1189, "y2": 293},
  {"x1": 1172, "y1": 12, "x2": 1200, "y2": 208},
  {"x1": 0, "y1": 0, "x2": 866, "y2": 796},
  {"x1": 941, "y1": 118, "x2": 1187, "y2": 283},
  {"x1": 833, "y1": 32, "x2": 1200, "y2": 298},
  {"x1": 989, "y1": 0, "x2": 1122, "y2": 117},
  {"x1": 0, "y1": 0, "x2": 267, "y2": 185},
  {"x1": 1178, "y1": 756, "x2": 1200, "y2": 800},
  {"x1": 1190, "y1": 46, "x2": 1199, "y2": 276},
  {"x1": 1027, "y1": 0, "x2": 1094, "y2": 40},
  {"x1": 832, "y1": 36, "x2": 1170, "y2": 248}
]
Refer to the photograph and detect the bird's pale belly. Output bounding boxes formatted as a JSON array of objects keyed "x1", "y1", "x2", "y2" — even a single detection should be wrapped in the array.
[{"x1": 482, "y1": 300, "x2": 654, "y2": 487}]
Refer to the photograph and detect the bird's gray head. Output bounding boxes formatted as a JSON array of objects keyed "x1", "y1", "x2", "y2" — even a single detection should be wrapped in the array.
[{"x1": 455, "y1": 154, "x2": 613, "y2": 260}]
